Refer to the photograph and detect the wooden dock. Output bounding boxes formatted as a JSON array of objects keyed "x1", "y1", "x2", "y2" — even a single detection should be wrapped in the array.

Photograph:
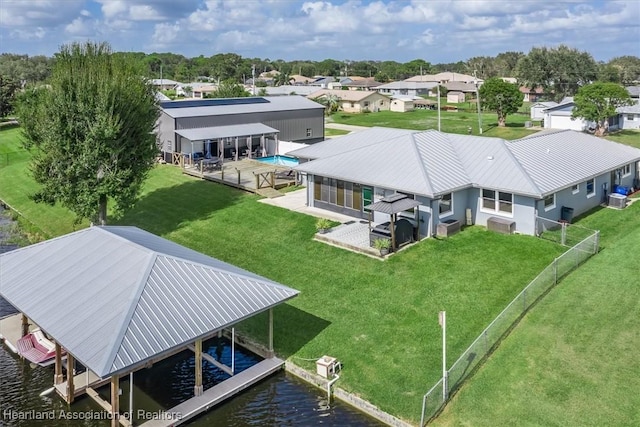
[
  {"x1": 0, "y1": 313, "x2": 23, "y2": 354},
  {"x1": 139, "y1": 357, "x2": 284, "y2": 427},
  {"x1": 54, "y1": 369, "x2": 111, "y2": 400}
]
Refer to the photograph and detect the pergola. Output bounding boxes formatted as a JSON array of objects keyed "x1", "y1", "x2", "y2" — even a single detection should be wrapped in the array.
[
  {"x1": 0, "y1": 226, "x2": 298, "y2": 427},
  {"x1": 175, "y1": 123, "x2": 279, "y2": 163},
  {"x1": 366, "y1": 194, "x2": 421, "y2": 251}
]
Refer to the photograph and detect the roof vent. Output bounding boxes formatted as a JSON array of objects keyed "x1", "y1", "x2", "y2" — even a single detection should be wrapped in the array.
[{"x1": 487, "y1": 155, "x2": 494, "y2": 160}]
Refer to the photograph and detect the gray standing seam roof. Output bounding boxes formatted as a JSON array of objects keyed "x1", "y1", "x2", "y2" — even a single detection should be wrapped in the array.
[
  {"x1": 0, "y1": 226, "x2": 298, "y2": 378},
  {"x1": 162, "y1": 95, "x2": 324, "y2": 119},
  {"x1": 293, "y1": 127, "x2": 640, "y2": 199},
  {"x1": 175, "y1": 123, "x2": 279, "y2": 141}
]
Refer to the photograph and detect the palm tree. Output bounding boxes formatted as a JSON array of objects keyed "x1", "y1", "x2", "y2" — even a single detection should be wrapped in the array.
[{"x1": 312, "y1": 94, "x2": 341, "y2": 116}]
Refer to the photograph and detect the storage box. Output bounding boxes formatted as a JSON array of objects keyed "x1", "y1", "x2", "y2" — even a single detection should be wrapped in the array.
[{"x1": 316, "y1": 356, "x2": 337, "y2": 378}]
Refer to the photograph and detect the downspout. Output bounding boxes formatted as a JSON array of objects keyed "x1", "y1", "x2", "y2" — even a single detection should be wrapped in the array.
[{"x1": 430, "y1": 198, "x2": 438, "y2": 237}]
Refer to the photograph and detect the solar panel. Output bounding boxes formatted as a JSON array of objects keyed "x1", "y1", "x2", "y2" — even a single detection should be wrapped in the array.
[{"x1": 160, "y1": 97, "x2": 270, "y2": 109}]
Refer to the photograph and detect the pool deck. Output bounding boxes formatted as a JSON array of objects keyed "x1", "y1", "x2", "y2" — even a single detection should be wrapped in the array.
[
  {"x1": 139, "y1": 357, "x2": 284, "y2": 427},
  {"x1": 182, "y1": 158, "x2": 297, "y2": 196}
]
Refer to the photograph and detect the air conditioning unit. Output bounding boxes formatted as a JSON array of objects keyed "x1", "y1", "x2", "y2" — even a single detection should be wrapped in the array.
[{"x1": 608, "y1": 193, "x2": 627, "y2": 209}]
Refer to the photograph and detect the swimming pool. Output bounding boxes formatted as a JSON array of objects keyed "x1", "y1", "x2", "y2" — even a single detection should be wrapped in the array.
[{"x1": 256, "y1": 155, "x2": 299, "y2": 167}]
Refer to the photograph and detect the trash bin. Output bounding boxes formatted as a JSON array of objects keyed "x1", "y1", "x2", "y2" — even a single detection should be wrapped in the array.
[{"x1": 561, "y1": 206, "x2": 574, "y2": 223}]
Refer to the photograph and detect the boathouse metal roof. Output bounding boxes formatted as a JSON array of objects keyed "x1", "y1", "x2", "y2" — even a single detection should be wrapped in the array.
[
  {"x1": 0, "y1": 226, "x2": 299, "y2": 378},
  {"x1": 175, "y1": 123, "x2": 279, "y2": 141}
]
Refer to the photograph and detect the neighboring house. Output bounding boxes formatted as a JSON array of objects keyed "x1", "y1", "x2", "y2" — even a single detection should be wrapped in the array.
[
  {"x1": 342, "y1": 78, "x2": 382, "y2": 91},
  {"x1": 443, "y1": 81, "x2": 478, "y2": 95},
  {"x1": 290, "y1": 74, "x2": 314, "y2": 85},
  {"x1": 617, "y1": 101, "x2": 640, "y2": 130},
  {"x1": 308, "y1": 76, "x2": 336, "y2": 88},
  {"x1": 375, "y1": 81, "x2": 437, "y2": 97},
  {"x1": 150, "y1": 79, "x2": 182, "y2": 91},
  {"x1": 413, "y1": 99, "x2": 437, "y2": 110},
  {"x1": 543, "y1": 99, "x2": 593, "y2": 131},
  {"x1": 501, "y1": 77, "x2": 518, "y2": 84},
  {"x1": 520, "y1": 86, "x2": 546, "y2": 102},
  {"x1": 447, "y1": 91, "x2": 466, "y2": 103},
  {"x1": 290, "y1": 127, "x2": 640, "y2": 238},
  {"x1": 389, "y1": 96, "x2": 415, "y2": 112},
  {"x1": 190, "y1": 83, "x2": 218, "y2": 99},
  {"x1": 308, "y1": 89, "x2": 390, "y2": 113},
  {"x1": 625, "y1": 86, "x2": 640, "y2": 98},
  {"x1": 261, "y1": 85, "x2": 318, "y2": 96},
  {"x1": 405, "y1": 72, "x2": 481, "y2": 84},
  {"x1": 530, "y1": 101, "x2": 558, "y2": 120},
  {"x1": 156, "y1": 96, "x2": 325, "y2": 162}
]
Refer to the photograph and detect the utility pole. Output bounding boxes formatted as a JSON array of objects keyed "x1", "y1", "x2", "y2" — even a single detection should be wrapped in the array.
[
  {"x1": 437, "y1": 84, "x2": 441, "y2": 132},
  {"x1": 474, "y1": 69, "x2": 483, "y2": 134},
  {"x1": 251, "y1": 64, "x2": 256, "y2": 95}
]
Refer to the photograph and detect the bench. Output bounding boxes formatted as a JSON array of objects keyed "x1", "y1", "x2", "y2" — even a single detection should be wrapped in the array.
[{"x1": 487, "y1": 217, "x2": 516, "y2": 234}]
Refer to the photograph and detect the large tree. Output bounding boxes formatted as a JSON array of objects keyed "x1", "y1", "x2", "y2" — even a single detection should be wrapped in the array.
[
  {"x1": 515, "y1": 45, "x2": 598, "y2": 102},
  {"x1": 0, "y1": 74, "x2": 20, "y2": 117},
  {"x1": 572, "y1": 82, "x2": 633, "y2": 136},
  {"x1": 209, "y1": 79, "x2": 250, "y2": 97},
  {"x1": 478, "y1": 77, "x2": 524, "y2": 127},
  {"x1": 16, "y1": 41, "x2": 159, "y2": 225}
]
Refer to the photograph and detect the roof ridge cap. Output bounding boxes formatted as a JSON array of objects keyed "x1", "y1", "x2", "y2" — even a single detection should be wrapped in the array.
[{"x1": 99, "y1": 251, "x2": 158, "y2": 377}]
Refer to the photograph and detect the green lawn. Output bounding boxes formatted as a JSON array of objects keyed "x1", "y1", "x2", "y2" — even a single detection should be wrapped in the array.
[
  {"x1": 433, "y1": 201, "x2": 640, "y2": 427},
  {"x1": 0, "y1": 126, "x2": 566, "y2": 423},
  {"x1": 330, "y1": 109, "x2": 536, "y2": 140},
  {"x1": 325, "y1": 127, "x2": 350, "y2": 137},
  {"x1": 605, "y1": 129, "x2": 640, "y2": 149}
]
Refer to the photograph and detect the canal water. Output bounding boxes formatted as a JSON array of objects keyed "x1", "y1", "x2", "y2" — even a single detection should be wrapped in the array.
[{"x1": 0, "y1": 206, "x2": 384, "y2": 427}]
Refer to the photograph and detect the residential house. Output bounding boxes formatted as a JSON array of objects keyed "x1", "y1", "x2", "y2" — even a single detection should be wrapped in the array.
[
  {"x1": 150, "y1": 79, "x2": 182, "y2": 91},
  {"x1": 374, "y1": 81, "x2": 437, "y2": 97},
  {"x1": 520, "y1": 86, "x2": 546, "y2": 102},
  {"x1": 625, "y1": 86, "x2": 640, "y2": 98},
  {"x1": 530, "y1": 101, "x2": 558, "y2": 121},
  {"x1": 447, "y1": 91, "x2": 466, "y2": 103},
  {"x1": 342, "y1": 78, "x2": 383, "y2": 91},
  {"x1": 289, "y1": 74, "x2": 315, "y2": 85},
  {"x1": 543, "y1": 98, "x2": 591, "y2": 131},
  {"x1": 156, "y1": 96, "x2": 325, "y2": 163},
  {"x1": 308, "y1": 76, "x2": 336, "y2": 89},
  {"x1": 290, "y1": 127, "x2": 640, "y2": 238},
  {"x1": 308, "y1": 89, "x2": 390, "y2": 113},
  {"x1": 405, "y1": 72, "x2": 481, "y2": 84},
  {"x1": 617, "y1": 101, "x2": 640, "y2": 130},
  {"x1": 261, "y1": 85, "x2": 318, "y2": 97},
  {"x1": 443, "y1": 81, "x2": 478, "y2": 96}
]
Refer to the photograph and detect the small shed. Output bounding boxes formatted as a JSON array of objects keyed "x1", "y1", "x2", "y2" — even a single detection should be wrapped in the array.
[
  {"x1": 530, "y1": 101, "x2": 558, "y2": 120},
  {"x1": 390, "y1": 96, "x2": 415, "y2": 112},
  {"x1": 447, "y1": 91, "x2": 465, "y2": 103}
]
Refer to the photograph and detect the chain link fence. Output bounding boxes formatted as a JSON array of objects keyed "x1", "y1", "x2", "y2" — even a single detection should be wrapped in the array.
[
  {"x1": 419, "y1": 227, "x2": 599, "y2": 425},
  {"x1": 536, "y1": 216, "x2": 596, "y2": 247}
]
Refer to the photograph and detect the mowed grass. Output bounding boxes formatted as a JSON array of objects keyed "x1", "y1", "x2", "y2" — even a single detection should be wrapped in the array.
[
  {"x1": 330, "y1": 109, "x2": 537, "y2": 140},
  {"x1": 0, "y1": 126, "x2": 566, "y2": 423},
  {"x1": 433, "y1": 202, "x2": 640, "y2": 427},
  {"x1": 605, "y1": 129, "x2": 640, "y2": 149}
]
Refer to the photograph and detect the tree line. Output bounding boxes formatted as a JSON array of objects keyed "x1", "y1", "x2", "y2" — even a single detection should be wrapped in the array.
[{"x1": 1, "y1": 47, "x2": 640, "y2": 117}]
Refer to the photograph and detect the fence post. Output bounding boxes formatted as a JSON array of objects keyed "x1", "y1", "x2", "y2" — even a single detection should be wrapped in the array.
[
  {"x1": 553, "y1": 257, "x2": 558, "y2": 284},
  {"x1": 523, "y1": 289, "x2": 527, "y2": 311},
  {"x1": 483, "y1": 330, "x2": 488, "y2": 353},
  {"x1": 594, "y1": 231, "x2": 600, "y2": 254},
  {"x1": 561, "y1": 222, "x2": 567, "y2": 246},
  {"x1": 420, "y1": 395, "x2": 427, "y2": 427}
]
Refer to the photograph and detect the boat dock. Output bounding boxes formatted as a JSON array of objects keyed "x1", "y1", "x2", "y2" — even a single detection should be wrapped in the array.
[{"x1": 140, "y1": 357, "x2": 284, "y2": 427}]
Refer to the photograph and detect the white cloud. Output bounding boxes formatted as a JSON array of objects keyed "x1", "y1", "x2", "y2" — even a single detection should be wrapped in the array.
[
  {"x1": 65, "y1": 17, "x2": 95, "y2": 36},
  {"x1": 0, "y1": 0, "x2": 84, "y2": 27}
]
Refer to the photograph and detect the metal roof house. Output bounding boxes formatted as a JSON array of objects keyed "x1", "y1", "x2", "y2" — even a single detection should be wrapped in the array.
[
  {"x1": 157, "y1": 96, "x2": 325, "y2": 163},
  {"x1": 0, "y1": 226, "x2": 298, "y2": 425},
  {"x1": 290, "y1": 128, "x2": 640, "y2": 237}
]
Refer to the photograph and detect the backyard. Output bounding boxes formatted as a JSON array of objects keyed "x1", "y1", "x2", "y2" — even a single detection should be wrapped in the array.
[
  {"x1": 432, "y1": 199, "x2": 640, "y2": 426},
  {"x1": 0, "y1": 126, "x2": 566, "y2": 423}
]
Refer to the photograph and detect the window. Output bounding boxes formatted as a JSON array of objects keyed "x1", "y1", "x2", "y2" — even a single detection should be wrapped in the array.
[
  {"x1": 306, "y1": 128, "x2": 312, "y2": 137},
  {"x1": 572, "y1": 184, "x2": 579, "y2": 194},
  {"x1": 363, "y1": 101, "x2": 370, "y2": 107},
  {"x1": 623, "y1": 164, "x2": 631, "y2": 177},
  {"x1": 543, "y1": 193, "x2": 556, "y2": 211},
  {"x1": 586, "y1": 178, "x2": 595, "y2": 197},
  {"x1": 439, "y1": 193, "x2": 452, "y2": 215},
  {"x1": 628, "y1": 114, "x2": 635, "y2": 121},
  {"x1": 481, "y1": 189, "x2": 513, "y2": 215},
  {"x1": 398, "y1": 192, "x2": 417, "y2": 217}
]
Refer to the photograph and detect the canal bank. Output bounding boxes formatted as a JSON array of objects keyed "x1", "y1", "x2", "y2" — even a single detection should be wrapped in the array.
[{"x1": 0, "y1": 204, "x2": 386, "y2": 427}]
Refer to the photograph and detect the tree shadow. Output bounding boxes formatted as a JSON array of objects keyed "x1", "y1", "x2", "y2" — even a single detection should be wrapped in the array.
[{"x1": 114, "y1": 178, "x2": 246, "y2": 236}]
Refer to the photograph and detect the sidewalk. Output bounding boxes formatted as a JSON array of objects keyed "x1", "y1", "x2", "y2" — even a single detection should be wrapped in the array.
[
  {"x1": 258, "y1": 189, "x2": 355, "y2": 223},
  {"x1": 324, "y1": 122, "x2": 369, "y2": 132}
]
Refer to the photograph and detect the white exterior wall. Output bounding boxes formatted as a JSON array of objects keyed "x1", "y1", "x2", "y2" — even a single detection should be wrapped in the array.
[
  {"x1": 531, "y1": 106, "x2": 546, "y2": 120},
  {"x1": 620, "y1": 113, "x2": 640, "y2": 130},
  {"x1": 544, "y1": 114, "x2": 588, "y2": 131},
  {"x1": 390, "y1": 100, "x2": 413, "y2": 112},
  {"x1": 471, "y1": 188, "x2": 537, "y2": 235}
]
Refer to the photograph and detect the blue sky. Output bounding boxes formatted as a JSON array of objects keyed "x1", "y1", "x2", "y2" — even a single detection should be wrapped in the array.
[{"x1": 1, "y1": 0, "x2": 639, "y2": 62}]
